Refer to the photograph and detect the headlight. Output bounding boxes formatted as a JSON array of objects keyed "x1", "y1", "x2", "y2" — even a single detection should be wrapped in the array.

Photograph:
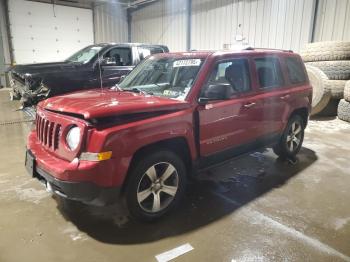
[{"x1": 66, "y1": 126, "x2": 80, "y2": 151}]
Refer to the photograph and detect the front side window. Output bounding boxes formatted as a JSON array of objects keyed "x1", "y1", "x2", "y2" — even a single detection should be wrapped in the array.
[
  {"x1": 104, "y1": 47, "x2": 132, "y2": 66},
  {"x1": 118, "y1": 57, "x2": 204, "y2": 100},
  {"x1": 65, "y1": 46, "x2": 103, "y2": 63},
  {"x1": 255, "y1": 57, "x2": 284, "y2": 89},
  {"x1": 286, "y1": 57, "x2": 307, "y2": 84},
  {"x1": 201, "y1": 59, "x2": 251, "y2": 98}
]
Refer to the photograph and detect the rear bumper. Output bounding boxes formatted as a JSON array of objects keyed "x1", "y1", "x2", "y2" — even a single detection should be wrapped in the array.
[{"x1": 34, "y1": 165, "x2": 122, "y2": 206}]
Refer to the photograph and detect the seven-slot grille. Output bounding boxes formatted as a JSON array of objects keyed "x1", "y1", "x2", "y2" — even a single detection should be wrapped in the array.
[{"x1": 35, "y1": 114, "x2": 61, "y2": 150}]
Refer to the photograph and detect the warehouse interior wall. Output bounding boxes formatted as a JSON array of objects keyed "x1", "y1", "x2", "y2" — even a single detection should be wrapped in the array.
[
  {"x1": 130, "y1": 0, "x2": 318, "y2": 52},
  {"x1": 0, "y1": 0, "x2": 11, "y2": 87},
  {"x1": 131, "y1": 0, "x2": 188, "y2": 51},
  {"x1": 94, "y1": 2, "x2": 128, "y2": 44},
  {"x1": 191, "y1": 0, "x2": 315, "y2": 52},
  {"x1": 313, "y1": 0, "x2": 350, "y2": 42}
]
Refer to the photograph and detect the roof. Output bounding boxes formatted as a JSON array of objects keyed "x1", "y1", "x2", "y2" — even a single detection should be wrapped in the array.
[
  {"x1": 153, "y1": 47, "x2": 296, "y2": 59},
  {"x1": 96, "y1": 42, "x2": 167, "y2": 48}
]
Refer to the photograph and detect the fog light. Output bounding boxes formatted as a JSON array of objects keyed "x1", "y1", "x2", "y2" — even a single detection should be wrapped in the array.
[{"x1": 80, "y1": 151, "x2": 112, "y2": 161}]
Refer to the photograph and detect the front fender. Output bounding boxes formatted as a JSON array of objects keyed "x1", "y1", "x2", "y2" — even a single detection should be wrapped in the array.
[{"x1": 85, "y1": 108, "x2": 196, "y2": 186}]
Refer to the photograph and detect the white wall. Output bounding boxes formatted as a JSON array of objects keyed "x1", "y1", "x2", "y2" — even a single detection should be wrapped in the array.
[
  {"x1": 0, "y1": 0, "x2": 11, "y2": 86},
  {"x1": 8, "y1": 0, "x2": 94, "y2": 64},
  {"x1": 313, "y1": 0, "x2": 350, "y2": 42},
  {"x1": 130, "y1": 0, "x2": 319, "y2": 52},
  {"x1": 94, "y1": 2, "x2": 128, "y2": 44},
  {"x1": 131, "y1": 0, "x2": 188, "y2": 51},
  {"x1": 191, "y1": 0, "x2": 316, "y2": 52}
]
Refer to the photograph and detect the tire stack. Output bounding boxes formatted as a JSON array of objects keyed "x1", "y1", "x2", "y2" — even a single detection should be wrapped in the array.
[
  {"x1": 300, "y1": 41, "x2": 350, "y2": 121},
  {"x1": 338, "y1": 81, "x2": 350, "y2": 122}
]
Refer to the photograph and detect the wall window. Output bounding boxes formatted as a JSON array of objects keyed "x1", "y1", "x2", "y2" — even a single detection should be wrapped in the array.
[
  {"x1": 255, "y1": 57, "x2": 284, "y2": 88},
  {"x1": 201, "y1": 59, "x2": 251, "y2": 98},
  {"x1": 286, "y1": 57, "x2": 307, "y2": 84}
]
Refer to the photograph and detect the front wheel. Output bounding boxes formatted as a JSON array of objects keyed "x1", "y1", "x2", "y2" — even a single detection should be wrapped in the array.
[
  {"x1": 125, "y1": 150, "x2": 187, "y2": 222},
  {"x1": 273, "y1": 115, "x2": 305, "y2": 159}
]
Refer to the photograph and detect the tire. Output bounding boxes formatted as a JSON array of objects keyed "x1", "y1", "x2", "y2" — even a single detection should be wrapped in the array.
[
  {"x1": 305, "y1": 65, "x2": 331, "y2": 115},
  {"x1": 125, "y1": 150, "x2": 187, "y2": 221},
  {"x1": 306, "y1": 61, "x2": 350, "y2": 80},
  {"x1": 324, "y1": 80, "x2": 347, "y2": 99},
  {"x1": 337, "y1": 99, "x2": 350, "y2": 122},
  {"x1": 273, "y1": 115, "x2": 305, "y2": 159},
  {"x1": 301, "y1": 41, "x2": 350, "y2": 62},
  {"x1": 344, "y1": 81, "x2": 350, "y2": 101},
  {"x1": 316, "y1": 99, "x2": 340, "y2": 117}
]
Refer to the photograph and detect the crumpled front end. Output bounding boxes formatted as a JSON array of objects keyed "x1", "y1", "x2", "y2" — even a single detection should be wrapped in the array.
[{"x1": 9, "y1": 70, "x2": 50, "y2": 106}]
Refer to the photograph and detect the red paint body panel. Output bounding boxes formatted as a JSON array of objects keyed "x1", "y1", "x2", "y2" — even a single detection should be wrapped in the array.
[
  {"x1": 27, "y1": 49, "x2": 312, "y2": 190},
  {"x1": 41, "y1": 89, "x2": 190, "y2": 119}
]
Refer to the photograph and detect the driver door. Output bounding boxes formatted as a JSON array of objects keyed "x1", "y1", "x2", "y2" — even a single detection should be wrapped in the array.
[{"x1": 198, "y1": 58, "x2": 259, "y2": 157}]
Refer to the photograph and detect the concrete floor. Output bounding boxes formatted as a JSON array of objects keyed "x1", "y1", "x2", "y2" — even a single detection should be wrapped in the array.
[{"x1": 0, "y1": 88, "x2": 350, "y2": 262}]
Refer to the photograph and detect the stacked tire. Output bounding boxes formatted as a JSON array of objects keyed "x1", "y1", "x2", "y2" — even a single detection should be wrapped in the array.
[
  {"x1": 338, "y1": 81, "x2": 350, "y2": 122},
  {"x1": 301, "y1": 41, "x2": 350, "y2": 121}
]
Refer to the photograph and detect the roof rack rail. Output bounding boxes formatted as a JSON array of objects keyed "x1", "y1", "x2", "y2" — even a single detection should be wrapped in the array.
[{"x1": 250, "y1": 47, "x2": 294, "y2": 53}]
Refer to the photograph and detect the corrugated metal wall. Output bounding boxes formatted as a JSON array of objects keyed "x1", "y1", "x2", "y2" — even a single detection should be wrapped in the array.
[
  {"x1": 0, "y1": 0, "x2": 11, "y2": 87},
  {"x1": 313, "y1": 0, "x2": 350, "y2": 42},
  {"x1": 94, "y1": 3, "x2": 128, "y2": 44},
  {"x1": 131, "y1": 0, "x2": 188, "y2": 51},
  {"x1": 191, "y1": 0, "x2": 316, "y2": 52},
  {"x1": 130, "y1": 0, "x2": 317, "y2": 52}
]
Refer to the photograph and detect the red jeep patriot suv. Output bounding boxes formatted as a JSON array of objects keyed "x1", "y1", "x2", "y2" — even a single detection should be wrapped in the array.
[{"x1": 26, "y1": 48, "x2": 312, "y2": 221}]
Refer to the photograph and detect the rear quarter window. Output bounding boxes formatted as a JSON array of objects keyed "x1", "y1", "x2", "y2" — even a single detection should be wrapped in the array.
[{"x1": 285, "y1": 57, "x2": 307, "y2": 84}]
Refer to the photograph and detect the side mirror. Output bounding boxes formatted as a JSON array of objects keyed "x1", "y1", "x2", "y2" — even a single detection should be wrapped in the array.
[
  {"x1": 100, "y1": 57, "x2": 116, "y2": 66},
  {"x1": 199, "y1": 84, "x2": 232, "y2": 104}
]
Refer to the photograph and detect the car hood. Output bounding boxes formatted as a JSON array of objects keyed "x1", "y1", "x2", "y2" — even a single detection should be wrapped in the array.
[
  {"x1": 10, "y1": 61, "x2": 80, "y2": 77},
  {"x1": 40, "y1": 89, "x2": 190, "y2": 119}
]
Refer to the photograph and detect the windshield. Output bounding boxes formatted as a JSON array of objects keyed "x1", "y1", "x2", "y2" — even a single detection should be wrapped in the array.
[
  {"x1": 65, "y1": 46, "x2": 103, "y2": 63},
  {"x1": 119, "y1": 57, "x2": 204, "y2": 100}
]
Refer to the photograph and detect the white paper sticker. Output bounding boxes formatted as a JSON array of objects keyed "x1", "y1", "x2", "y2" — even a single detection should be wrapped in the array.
[
  {"x1": 91, "y1": 46, "x2": 102, "y2": 51},
  {"x1": 173, "y1": 59, "x2": 201, "y2": 67}
]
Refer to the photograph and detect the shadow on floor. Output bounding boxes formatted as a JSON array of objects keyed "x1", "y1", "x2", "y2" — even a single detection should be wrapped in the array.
[{"x1": 55, "y1": 147, "x2": 317, "y2": 245}]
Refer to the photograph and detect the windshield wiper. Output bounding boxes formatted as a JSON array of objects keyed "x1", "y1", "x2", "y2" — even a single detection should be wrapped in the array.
[
  {"x1": 128, "y1": 88, "x2": 149, "y2": 95},
  {"x1": 111, "y1": 84, "x2": 123, "y2": 91},
  {"x1": 112, "y1": 85, "x2": 149, "y2": 95}
]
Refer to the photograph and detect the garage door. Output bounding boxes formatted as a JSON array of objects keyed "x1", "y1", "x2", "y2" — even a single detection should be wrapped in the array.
[{"x1": 8, "y1": 0, "x2": 94, "y2": 64}]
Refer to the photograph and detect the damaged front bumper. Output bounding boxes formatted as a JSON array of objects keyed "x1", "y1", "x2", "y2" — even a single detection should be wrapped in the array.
[{"x1": 9, "y1": 72, "x2": 50, "y2": 105}]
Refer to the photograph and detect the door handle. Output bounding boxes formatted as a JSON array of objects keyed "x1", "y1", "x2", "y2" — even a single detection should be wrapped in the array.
[
  {"x1": 280, "y1": 95, "x2": 290, "y2": 100},
  {"x1": 244, "y1": 102, "x2": 256, "y2": 108}
]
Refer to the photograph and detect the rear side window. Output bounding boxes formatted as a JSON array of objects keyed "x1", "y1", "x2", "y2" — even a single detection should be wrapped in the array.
[
  {"x1": 286, "y1": 57, "x2": 307, "y2": 84},
  {"x1": 148, "y1": 47, "x2": 165, "y2": 54},
  {"x1": 254, "y1": 57, "x2": 284, "y2": 89}
]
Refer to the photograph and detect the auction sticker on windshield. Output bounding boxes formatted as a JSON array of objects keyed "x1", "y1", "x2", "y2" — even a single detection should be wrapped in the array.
[{"x1": 173, "y1": 59, "x2": 201, "y2": 67}]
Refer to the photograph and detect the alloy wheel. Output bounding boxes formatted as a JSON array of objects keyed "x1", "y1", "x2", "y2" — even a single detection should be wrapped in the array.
[
  {"x1": 286, "y1": 121, "x2": 302, "y2": 152},
  {"x1": 136, "y1": 162, "x2": 179, "y2": 213}
]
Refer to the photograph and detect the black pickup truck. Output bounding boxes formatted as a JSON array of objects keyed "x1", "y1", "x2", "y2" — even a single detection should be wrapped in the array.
[{"x1": 9, "y1": 43, "x2": 169, "y2": 106}]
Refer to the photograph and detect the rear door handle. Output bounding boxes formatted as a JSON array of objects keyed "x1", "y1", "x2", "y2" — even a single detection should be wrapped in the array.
[
  {"x1": 244, "y1": 102, "x2": 256, "y2": 108},
  {"x1": 280, "y1": 95, "x2": 290, "y2": 100}
]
